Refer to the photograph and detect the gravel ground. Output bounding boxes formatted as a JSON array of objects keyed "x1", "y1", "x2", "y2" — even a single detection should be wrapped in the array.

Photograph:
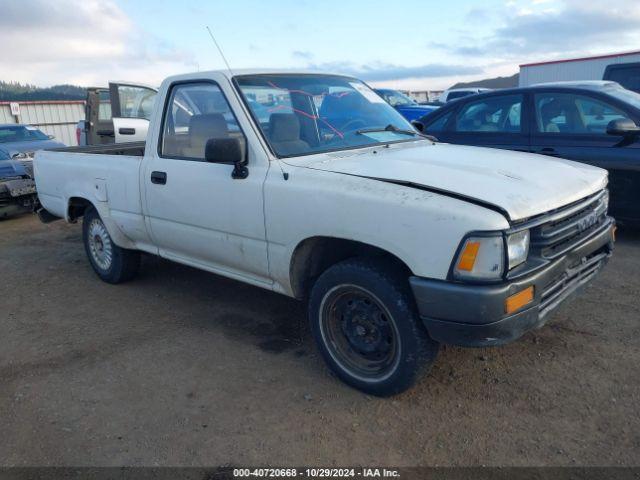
[{"x1": 1, "y1": 214, "x2": 639, "y2": 466}]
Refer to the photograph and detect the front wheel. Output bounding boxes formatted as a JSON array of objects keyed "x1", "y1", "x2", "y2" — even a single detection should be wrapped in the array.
[
  {"x1": 82, "y1": 206, "x2": 140, "y2": 284},
  {"x1": 308, "y1": 258, "x2": 439, "y2": 396}
]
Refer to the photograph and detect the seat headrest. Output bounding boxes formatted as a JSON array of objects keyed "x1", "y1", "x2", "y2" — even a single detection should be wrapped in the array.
[
  {"x1": 189, "y1": 113, "x2": 228, "y2": 140},
  {"x1": 541, "y1": 99, "x2": 567, "y2": 120},
  {"x1": 269, "y1": 113, "x2": 301, "y2": 142}
]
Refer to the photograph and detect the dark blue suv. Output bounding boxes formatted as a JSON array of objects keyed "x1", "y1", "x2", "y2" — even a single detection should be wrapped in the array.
[{"x1": 414, "y1": 81, "x2": 640, "y2": 227}]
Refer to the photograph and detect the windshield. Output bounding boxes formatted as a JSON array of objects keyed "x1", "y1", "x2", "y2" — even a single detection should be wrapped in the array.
[
  {"x1": 0, "y1": 126, "x2": 49, "y2": 144},
  {"x1": 235, "y1": 74, "x2": 423, "y2": 157},
  {"x1": 376, "y1": 89, "x2": 417, "y2": 107}
]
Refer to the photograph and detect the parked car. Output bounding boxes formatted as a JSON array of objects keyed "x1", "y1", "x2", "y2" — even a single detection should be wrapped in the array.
[
  {"x1": 414, "y1": 80, "x2": 640, "y2": 226},
  {"x1": 438, "y1": 87, "x2": 491, "y2": 103},
  {"x1": 35, "y1": 70, "x2": 614, "y2": 396},
  {"x1": 604, "y1": 62, "x2": 640, "y2": 93},
  {"x1": 0, "y1": 150, "x2": 37, "y2": 219},
  {"x1": 77, "y1": 81, "x2": 158, "y2": 145},
  {"x1": 0, "y1": 124, "x2": 64, "y2": 158},
  {"x1": 0, "y1": 124, "x2": 62, "y2": 218},
  {"x1": 374, "y1": 89, "x2": 439, "y2": 121}
]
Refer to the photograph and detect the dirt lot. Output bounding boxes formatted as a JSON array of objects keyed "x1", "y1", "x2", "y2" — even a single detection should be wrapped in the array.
[{"x1": 1, "y1": 214, "x2": 639, "y2": 466}]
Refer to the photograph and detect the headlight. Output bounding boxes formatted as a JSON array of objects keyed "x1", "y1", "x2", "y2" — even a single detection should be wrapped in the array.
[
  {"x1": 506, "y1": 230, "x2": 530, "y2": 270},
  {"x1": 453, "y1": 230, "x2": 530, "y2": 281},
  {"x1": 453, "y1": 235, "x2": 504, "y2": 281}
]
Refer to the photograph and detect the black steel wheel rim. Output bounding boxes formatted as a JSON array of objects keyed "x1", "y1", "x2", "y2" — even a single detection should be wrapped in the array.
[{"x1": 320, "y1": 285, "x2": 400, "y2": 381}]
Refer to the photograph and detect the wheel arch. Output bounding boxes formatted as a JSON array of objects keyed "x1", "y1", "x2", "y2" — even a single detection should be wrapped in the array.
[
  {"x1": 68, "y1": 196, "x2": 137, "y2": 250},
  {"x1": 289, "y1": 236, "x2": 413, "y2": 300},
  {"x1": 67, "y1": 196, "x2": 95, "y2": 222}
]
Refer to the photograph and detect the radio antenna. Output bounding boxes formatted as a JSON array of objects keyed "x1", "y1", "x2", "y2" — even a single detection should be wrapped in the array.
[{"x1": 206, "y1": 26, "x2": 234, "y2": 76}]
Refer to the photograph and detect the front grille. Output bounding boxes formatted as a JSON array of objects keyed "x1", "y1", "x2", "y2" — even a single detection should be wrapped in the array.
[
  {"x1": 539, "y1": 250, "x2": 609, "y2": 318},
  {"x1": 529, "y1": 190, "x2": 609, "y2": 260}
]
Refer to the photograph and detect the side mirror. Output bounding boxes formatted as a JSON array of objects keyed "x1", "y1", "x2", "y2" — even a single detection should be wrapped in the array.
[
  {"x1": 606, "y1": 118, "x2": 640, "y2": 136},
  {"x1": 411, "y1": 120, "x2": 425, "y2": 133},
  {"x1": 205, "y1": 137, "x2": 248, "y2": 179}
]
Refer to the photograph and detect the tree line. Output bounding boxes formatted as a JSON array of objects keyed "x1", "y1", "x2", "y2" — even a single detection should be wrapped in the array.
[{"x1": 0, "y1": 81, "x2": 86, "y2": 101}]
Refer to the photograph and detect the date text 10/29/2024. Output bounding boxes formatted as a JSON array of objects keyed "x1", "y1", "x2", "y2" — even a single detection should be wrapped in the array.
[{"x1": 233, "y1": 468, "x2": 401, "y2": 478}]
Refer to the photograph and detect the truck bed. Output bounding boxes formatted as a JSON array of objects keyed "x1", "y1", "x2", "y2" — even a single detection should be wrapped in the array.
[
  {"x1": 48, "y1": 141, "x2": 145, "y2": 156},
  {"x1": 35, "y1": 143, "x2": 145, "y2": 223}
]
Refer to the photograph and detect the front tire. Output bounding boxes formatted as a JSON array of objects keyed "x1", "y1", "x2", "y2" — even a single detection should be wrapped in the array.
[
  {"x1": 308, "y1": 258, "x2": 439, "y2": 396},
  {"x1": 82, "y1": 206, "x2": 140, "y2": 284}
]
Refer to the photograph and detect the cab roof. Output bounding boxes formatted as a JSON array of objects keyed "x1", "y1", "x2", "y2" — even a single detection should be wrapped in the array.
[{"x1": 164, "y1": 69, "x2": 357, "y2": 83}]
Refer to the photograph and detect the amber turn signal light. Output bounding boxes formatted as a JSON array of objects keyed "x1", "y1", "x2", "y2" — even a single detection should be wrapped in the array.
[
  {"x1": 505, "y1": 286, "x2": 534, "y2": 315},
  {"x1": 457, "y1": 241, "x2": 481, "y2": 271}
]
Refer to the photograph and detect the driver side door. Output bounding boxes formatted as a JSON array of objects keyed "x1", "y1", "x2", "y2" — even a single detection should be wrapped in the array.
[{"x1": 142, "y1": 80, "x2": 271, "y2": 286}]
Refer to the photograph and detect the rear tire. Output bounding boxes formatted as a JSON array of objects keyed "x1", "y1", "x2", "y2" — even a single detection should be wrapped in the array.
[
  {"x1": 308, "y1": 258, "x2": 439, "y2": 396},
  {"x1": 82, "y1": 206, "x2": 140, "y2": 284}
]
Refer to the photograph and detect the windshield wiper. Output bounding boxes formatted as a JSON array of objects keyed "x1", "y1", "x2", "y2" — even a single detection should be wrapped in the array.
[{"x1": 356, "y1": 124, "x2": 437, "y2": 142}]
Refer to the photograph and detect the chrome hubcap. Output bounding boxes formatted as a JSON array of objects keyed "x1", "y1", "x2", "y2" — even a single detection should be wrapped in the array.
[{"x1": 88, "y1": 219, "x2": 113, "y2": 271}]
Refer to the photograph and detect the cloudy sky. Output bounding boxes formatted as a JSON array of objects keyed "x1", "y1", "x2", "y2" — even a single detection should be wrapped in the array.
[{"x1": 2, "y1": 0, "x2": 640, "y2": 90}]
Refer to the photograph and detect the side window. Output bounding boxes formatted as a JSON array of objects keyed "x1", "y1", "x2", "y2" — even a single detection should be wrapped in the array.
[
  {"x1": 161, "y1": 82, "x2": 245, "y2": 161},
  {"x1": 98, "y1": 91, "x2": 112, "y2": 121},
  {"x1": 535, "y1": 93, "x2": 631, "y2": 134},
  {"x1": 455, "y1": 95, "x2": 523, "y2": 133},
  {"x1": 117, "y1": 85, "x2": 157, "y2": 120},
  {"x1": 425, "y1": 111, "x2": 452, "y2": 132}
]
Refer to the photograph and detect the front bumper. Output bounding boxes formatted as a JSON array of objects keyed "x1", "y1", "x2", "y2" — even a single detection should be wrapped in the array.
[
  {"x1": 0, "y1": 178, "x2": 38, "y2": 218},
  {"x1": 410, "y1": 218, "x2": 615, "y2": 347}
]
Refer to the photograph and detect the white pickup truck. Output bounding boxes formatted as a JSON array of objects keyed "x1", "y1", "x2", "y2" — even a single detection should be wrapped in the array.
[{"x1": 35, "y1": 69, "x2": 616, "y2": 396}]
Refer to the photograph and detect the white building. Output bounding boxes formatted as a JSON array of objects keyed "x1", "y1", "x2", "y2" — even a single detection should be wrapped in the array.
[
  {"x1": 519, "y1": 50, "x2": 640, "y2": 88},
  {"x1": 0, "y1": 100, "x2": 84, "y2": 146},
  {"x1": 405, "y1": 90, "x2": 443, "y2": 103}
]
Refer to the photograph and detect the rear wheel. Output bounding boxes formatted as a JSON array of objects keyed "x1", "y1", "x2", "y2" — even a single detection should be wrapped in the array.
[
  {"x1": 308, "y1": 258, "x2": 439, "y2": 396},
  {"x1": 82, "y1": 206, "x2": 140, "y2": 284}
]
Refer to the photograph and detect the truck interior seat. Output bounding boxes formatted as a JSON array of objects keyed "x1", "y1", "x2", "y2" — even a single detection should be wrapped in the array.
[
  {"x1": 183, "y1": 113, "x2": 229, "y2": 158},
  {"x1": 269, "y1": 113, "x2": 310, "y2": 156},
  {"x1": 540, "y1": 99, "x2": 585, "y2": 133},
  {"x1": 540, "y1": 101, "x2": 564, "y2": 132}
]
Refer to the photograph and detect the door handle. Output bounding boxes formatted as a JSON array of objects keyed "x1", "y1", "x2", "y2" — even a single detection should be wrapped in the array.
[
  {"x1": 150, "y1": 171, "x2": 167, "y2": 185},
  {"x1": 119, "y1": 127, "x2": 136, "y2": 135}
]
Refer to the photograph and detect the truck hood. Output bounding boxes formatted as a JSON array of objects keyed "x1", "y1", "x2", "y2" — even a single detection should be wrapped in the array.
[{"x1": 286, "y1": 142, "x2": 608, "y2": 221}]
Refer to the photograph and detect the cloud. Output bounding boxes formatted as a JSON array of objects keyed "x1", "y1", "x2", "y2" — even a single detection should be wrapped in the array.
[
  {"x1": 440, "y1": 0, "x2": 640, "y2": 60},
  {"x1": 0, "y1": 0, "x2": 196, "y2": 86},
  {"x1": 307, "y1": 61, "x2": 484, "y2": 82},
  {"x1": 292, "y1": 50, "x2": 314, "y2": 61}
]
